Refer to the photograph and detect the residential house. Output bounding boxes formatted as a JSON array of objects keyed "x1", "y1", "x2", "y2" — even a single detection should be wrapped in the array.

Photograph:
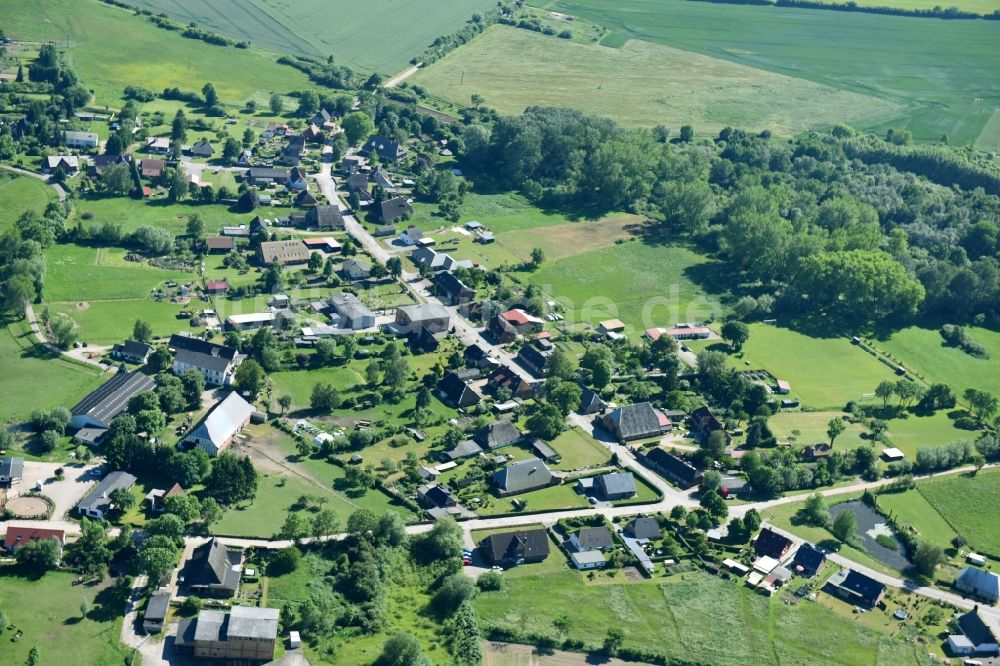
[
  {"x1": 246, "y1": 167, "x2": 289, "y2": 187},
  {"x1": 169, "y1": 334, "x2": 241, "y2": 386},
  {"x1": 492, "y1": 458, "x2": 554, "y2": 496},
  {"x1": 45, "y1": 155, "x2": 80, "y2": 173},
  {"x1": 185, "y1": 392, "x2": 254, "y2": 456},
  {"x1": 280, "y1": 136, "x2": 305, "y2": 165},
  {"x1": 598, "y1": 319, "x2": 626, "y2": 338},
  {"x1": 395, "y1": 303, "x2": 451, "y2": 334},
  {"x1": 570, "y1": 550, "x2": 607, "y2": 570},
  {"x1": 499, "y1": 309, "x2": 544, "y2": 336},
  {"x1": 689, "y1": 405, "x2": 729, "y2": 444},
  {"x1": 141, "y1": 158, "x2": 165, "y2": 179},
  {"x1": 190, "y1": 140, "x2": 214, "y2": 158},
  {"x1": 0, "y1": 456, "x2": 24, "y2": 484},
  {"x1": 754, "y1": 528, "x2": 793, "y2": 560},
  {"x1": 433, "y1": 272, "x2": 474, "y2": 306},
  {"x1": 64, "y1": 130, "x2": 99, "y2": 148},
  {"x1": 145, "y1": 137, "x2": 170, "y2": 153},
  {"x1": 956, "y1": 568, "x2": 1000, "y2": 604},
  {"x1": 175, "y1": 606, "x2": 279, "y2": 662},
  {"x1": 143, "y1": 591, "x2": 171, "y2": 633},
  {"x1": 475, "y1": 420, "x2": 522, "y2": 450},
  {"x1": 88, "y1": 154, "x2": 129, "y2": 178},
  {"x1": 341, "y1": 154, "x2": 366, "y2": 174},
  {"x1": 111, "y1": 340, "x2": 153, "y2": 364},
  {"x1": 327, "y1": 292, "x2": 375, "y2": 329},
  {"x1": 442, "y1": 440, "x2": 484, "y2": 462},
  {"x1": 302, "y1": 123, "x2": 322, "y2": 142},
  {"x1": 288, "y1": 167, "x2": 308, "y2": 190},
  {"x1": 823, "y1": 569, "x2": 886, "y2": 608},
  {"x1": 340, "y1": 258, "x2": 371, "y2": 281},
  {"x1": 640, "y1": 448, "x2": 703, "y2": 489},
  {"x1": 416, "y1": 483, "x2": 457, "y2": 510},
  {"x1": 488, "y1": 314, "x2": 517, "y2": 343},
  {"x1": 645, "y1": 325, "x2": 712, "y2": 341},
  {"x1": 627, "y1": 516, "x2": 662, "y2": 541},
  {"x1": 399, "y1": 226, "x2": 424, "y2": 246},
  {"x1": 181, "y1": 538, "x2": 243, "y2": 597},
  {"x1": 479, "y1": 528, "x2": 549, "y2": 567},
  {"x1": 381, "y1": 196, "x2": 412, "y2": 223},
  {"x1": 719, "y1": 475, "x2": 748, "y2": 499},
  {"x1": 363, "y1": 135, "x2": 405, "y2": 163},
  {"x1": 309, "y1": 109, "x2": 332, "y2": 127},
  {"x1": 70, "y1": 370, "x2": 156, "y2": 430},
  {"x1": 436, "y1": 371, "x2": 482, "y2": 408},
  {"x1": 602, "y1": 402, "x2": 665, "y2": 442},
  {"x1": 294, "y1": 190, "x2": 317, "y2": 207},
  {"x1": 578, "y1": 385, "x2": 607, "y2": 414},
  {"x1": 594, "y1": 471, "x2": 637, "y2": 500},
  {"x1": 801, "y1": 443, "x2": 833, "y2": 462},
  {"x1": 4, "y1": 526, "x2": 65, "y2": 553},
  {"x1": 77, "y1": 471, "x2": 137, "y2": 518},
  {"x1": 205, "y1": 280, "x2": 230, "y2": 295},
  {"x1": 947, "y1": 606, "x2": 1000, "y2": 656},
  {"x1": 372, "y1": 167, "x2": 395, "y2": 190},
  {"x1": 464, "y1": 344, "x2": 494, "y2": 370},
  {"x1": 205, "y1": 236, "x2": 236, "y2": 253},
  {"x1": 569, "y1": 526, "x2": 614, "y2": 552},
  {"x1": 516, "y1": 339, "x2": 554, "y2": 377},
  {"x1": 145, "y1": 483, "x2": 184, "y2": 512},
  {"x1": 307, "y1": 205, "x2": 344, "y2": 230},
  {"x1": 346, "y1": 172, "x2": 371, "y2": 198},
  {"x1": 257, "y1": 239, "x2": 310, "y2": 266},
  {"x1": 410, "y1": 247, "x2": 448, "y2": 272},
  {"x1": 791, "y1": 543, "x2": 827, "y2": 578}
]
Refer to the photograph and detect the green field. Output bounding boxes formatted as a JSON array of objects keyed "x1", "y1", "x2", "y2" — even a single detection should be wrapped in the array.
[
  {"x1": 47, "y1": 299, "x2": 193, "y2": 345},
  {"x1": 728, "y1": 324, "x2": 897, "y2": 409},
  {"x1": 0, "y1": 173, "x2": 56, "y2": 230},
  {"x1": 768, "y1": 411, "x2": 867, "y2": 449},
  {"x1": 0, "y1": 567, "x2": 131, "y2": 666},
  {"x1": 877, "y1": 326, "x2": 1000, "y2": 396},
  {"x1": 548, "y1": 427, "x2": 612, "y2": 471},
  {"x1": 475, "y1": 570, "x2": 930, "y2": 665},
  {"x1": 127, "y1": 0, "x2": 496, "y2": 74},
  {"x1": 917, "y1": 469, "x2": 1000, "y2": 556},
  {"x1": 528, "y1": 240, "x2": 724, "y2": 333},
  {"x1": 415, "y1": 25, "x2": 900, "y2": 134},
  {"x1": 975, "y1": 109, "x2": 1000, "y2": 153},
  {"x1": 0, "y1": 0, "x2": 312, "y2": 107},
  {"x1": 75, "y1": 195, "x2": 251, "y2": 236},
  {"x1": 547, "y1": 0, "x2": 1000, "y2": 144},
  {"x1": 816, "y1": 0, "x2": 1000, "y2": 12},
  {"x1": 43, "y1": 244, "x2": 195, "y2": 303},
  {"x1": 876, "y1": 489, "x2": 958, "y2": 549}
]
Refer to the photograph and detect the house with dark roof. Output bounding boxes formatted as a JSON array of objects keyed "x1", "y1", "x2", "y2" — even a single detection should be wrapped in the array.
[
  {"x1": 475, "y1": 420, "x2": 522, "y2": 450},
  {"x1": 801, "y1": 443, "x2": 833, "y2": 462},
  {"x1": 88, "y1": 154, "x2": 130, "y2": 178},
  {"x1": 294, "y1": 189, "x2": 317, "y2": 207},
  {"x1": 111, "y1": 340, "x2": 153, "y2": 364},
  {"x1": 640, "y1": 448, "x2": 703, "y2": 489},
  {"x1": 395, "y1": 303, "x2": 450, "y2": 334},
  {"x1": 4, "y1": 526, "x2": 65, "y2": 553},
  {"x1": 690, "y1": 405, "x2": 730, "y2": 444},
  {"x1": 516, "y1": 339, "x2": 553, "y2": 377},
  {"x1": 488, "y1": 313, "x2": 518, "y2": 344},
  {"x1": 181, "y1": 538, "x2": 242, "y2": 597},
  {"x1": 416, "y1": 483, "x2": 457, "y2": 510},
  {"x1": 307, "y1": 205, "x2": 344, "y2": 229},
  {"x1": 142, "y1": 591, "x2": 171, "y2": 633},
  {"x1": 77, "y1": 471, "x2": 137, "y2": 518},
  {"x1": 246, "y1": 167, "x2": 289, "y2": 186},
  {"x1": 595, "y1": 471, "x2": 637, "y2": 500},
  {"x1": 141, "y1": 158, "x2": 165, "y2": 178},
  {"x1": 185, "y1": 392, "x2": 254, "y2": 456},
  {"x1": 479, "y1": 528, "x2": 549, "y2": 567},
  {"x1": 492, "y1": 458, "x2": 555, "y2": 496},
  {"x1": 0, "y1": 456, "x2": 24, "y2": 484},
  {"x1": 602, "y1": 402, "x2": 664, "y2": 442},
  {"x1": 956, "y1": 568, "x2": 1000, "y2": 604},
  {"x1": 948, "y1": 606, "x2": 1000, "y2": 656},
  {"x1": 823, "y1": 569, "x2": 886, "y2": 608},
  {"x1": 346, "y1": 172, "x2": 371, "y2": 198},
  {"x1": 205, "y1": 235, "x2": 236, "y2": 253},
  {"x1": 791, "y1": 543, "x2": 827, "y2": 578},
  {"x1": 340, "y1": 258, "x2": 371, "y2": 281},
  {"x1": 436, "y1": 371, "x2": 482, "y2": 409},
  {"x1": 70, "y1": 370, "x2": 156, "y2": 430},
  {"x1": 464, "y1": 344, "x2": 494, "y2": 369},
  {"x1": 442, "y1": 440, "x2": 484, "y2": 462},
  {"x1": 570, "y1": 526, "x2": 614, "y2": 552},
  {"x1": 380, "y1": 196, "x2": 412, "y2": 223},
  {"x1": 146, "y1": 483, "x2": 184, "y2": 512},
  {"x1": 363, "y1": 135, "x2": 405, "y2": 163},
  {"x1": 190, "y1": 140, "x2": 214, "y2": 158},
  {"x1": 627, "y1": 516, "x2": 662, "y2": 541},
  {"x1": 486, "y1": 365, "x2": 534, "y2": 399},
  {"x1": 754, "y1": 528, "x2": 793, "y2": 560},
  {"x1": 578, "y1": 385, "x2": 607, "y2": 415},
  {"x1": 433, "y1": 272, "x2": 475, "y2": 306},
  {"x1": 170, "y1": 334, "x2": 241, "y2": 386},
  {"x1": 175, "y1": 606, "x2": 279, "y2": 661}
]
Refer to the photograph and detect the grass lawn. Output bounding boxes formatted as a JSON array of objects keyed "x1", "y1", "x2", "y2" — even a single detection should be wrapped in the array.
[
  {"x1": 876, "y1": 325, "x2": 1000, "y2": 396},
  {"x1": 127, "y1": 0, "x2": 495, "y2": 74},
  {"x1": 477, "y1": 482, "x2": 590, "y2": 516},
  {"x1": 881, "y1": 410, "x2": 972, "y2": 457},
  {"x1": 74, "y1": 195, "x2": 250, "y2": 236},
  {"x1": 43, "y1": 244, "x2": 195, "y2": 303},
  {"x1": 548, "y1": 427, "x2": 612, "y2": 471},
  {"x1": 475, "y1": 569, "x2": 930, "y2": 665},
  {"x1": 917, "y1": 469, "x2": 1000, "y2": 557},
  {"x1": 269, "y1": 366, "x2": 368, "y2": 409},
  {"x1": 528, "y1": 240, "x2": 724, "y2": 334},
  {"x1": 0, "y1": 173, "x2": 55, "y2": 230},
  {"x1": 875, "y1": 489, "x2": 958, "y2": 550},
  {"x1": 47, "y1": 298, "x2": 195, "y2": 345},
  {"x1": 730, "y1": 324, "x2": 896, "y2": 410},
  {"x1": 0, "y1": 0, "x2": 313, "y2": 108},
  {"x1": 549, "y1": 0, "x2": 1000, "y2": 145},
  {"x1": 768, "y1": 411, "x2": 867, "y2": 449},
  {"x1": 0, "y1": 567, "x2": 132, "y2": 666},
  {"x1": 415, "y1": 25, "x2": 899, "y2": 135},
  {"x1": 0, "y1": 319, "x2": 106, "y2": 424}
]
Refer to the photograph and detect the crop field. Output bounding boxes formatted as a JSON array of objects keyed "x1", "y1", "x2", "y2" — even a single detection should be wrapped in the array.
[
  {"x1": 875, "y1": 489, "x2": 958, "y2": 548},
  {"x1": 917, "y1": 469, "x2": 1000, "y2": 556},
  {"x1": 0, "y1": 173, "x2": 55, "y2": 230},
  {"x1": 547, "y1": 0, "x2": 1000, "y2": 144},
  {"x1": 876, "y1": 325, "x2": 1000, "y2": 395},
  {"x1": 0, "y1": 0, "x2": 312, "y2": 107},
  {"x1": 528, "y1": 240, "x2": 724, "y2": 333},
  {"x1": 475, "y1": 570, "x2": 931, "y2": 665},
  {"x1": 414, "y1": 25, "x2": 899, "y2": 134},
  {"x1": 975, "y1": 109, "x2": 1000, "y2": 153},
  {"x1": 128, "y1": 0, "x2": 496, "y2": 74},
  {"x1": 814, "y1": 0, "x2": 1000, "y2": 11}
]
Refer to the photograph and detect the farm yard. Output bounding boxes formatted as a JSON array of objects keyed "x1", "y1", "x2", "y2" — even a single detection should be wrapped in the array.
[
  {"x1": 548, "y1": 0, "x2": 1000, "y2": 144},
  {"x1": 127, "y1": 0, "x2": 497, "y2": 74},
  {"x1": 413, "y1": 25, "x2": 900, "y2": 134}
]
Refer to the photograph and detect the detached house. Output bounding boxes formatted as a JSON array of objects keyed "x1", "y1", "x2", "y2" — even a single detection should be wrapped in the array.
[
  {"x1": 602, "y1": 402, "x2": 666, "y2": 442},
  {"x1": 381, "y1": 196, "x2": 412, "y2": 223},
  {"x1": 516, "y1": 339, "x2": 554, "y2": 377},
  {"x1": 190, "y1": 140, "x2": 214, "y2": 158},
  {"x1": 486, "y1": 365, "x2": 534, "y2": 399},
  {"x1": 690, "y1": 405, "x2": 729, "y2": 444},
  {"x1": 754, "y1": 528, "x2": 793, "y2": 560},
  {"x1": 436, "y1": 371, "x2": 482, "y2": 408},
  {"x1": 363, "y1": 135, "x2": 405, "y2": 163},
  {"x1": 180, "y1": 538, "x2": 243, "y2": 598},
  {"x1": 479, "y1": 528, "x2": 549, "y2": 567},
  {"x1": 475, "y1": 419, "x2": 522, "y2": 450},
  {"x1": 307, "y1": 205, "x2": 344, "y2": 229},
  {"x1": 328, "y1": 292, "x2": 375, "y2": 329},
  {"x1": 492, "y1": 458, "x2": 555, "y2": 496},
  {"x1": 257, "y1": 239, "x2": 310, "y2": 266},
  {"x1": 956, "y1": 568, "x2": 1000, "y2": 604},
  {"x1": 76, "y1": 471, "x2": 137, "y2": 518},
  {"x1": 640, "y1": 448, "x2": 703, "y2": 489},
  {"x1": 395, "y1": 303, "x2": 450, "y2": 334},
  {"x1": 947, "y1": 606, "x2": 1000, "y2": 657},
  {"x1": 433, "y1": 272, "x2": 474, "y2": 306},
  {"x1": 111, "y1": 340, "x2": 153, "y2": 364},
  {"x1": 170, "y1": 334, "x2": 241, "y2": 386},
  {"x1": 64, "y1": 130, "x2": 99, "y2": 148}
]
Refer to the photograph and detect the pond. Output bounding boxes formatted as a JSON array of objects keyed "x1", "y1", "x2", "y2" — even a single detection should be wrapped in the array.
[{"x1": 829, "y1": 500, "x2": 910, "y2": 570}]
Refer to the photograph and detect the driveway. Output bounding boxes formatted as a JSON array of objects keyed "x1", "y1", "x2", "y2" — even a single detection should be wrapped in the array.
[{"x1": 10, "y1": 460, "x2": 104, "y2": 520}]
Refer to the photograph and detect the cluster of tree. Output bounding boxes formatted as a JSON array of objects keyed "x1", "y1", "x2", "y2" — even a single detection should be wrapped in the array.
[
  {"x1": 1, "y1": 205, "x2": 68, "y2": 315},
  {"x1": 940, "y1": 324, "x2": 990, "y2": 358},
  {"x1": 416, "y1": 4, "x2": 512, "y2": 65},
  {"x1": 277, "y1": 55, "x2": 363, "y2": 91}
]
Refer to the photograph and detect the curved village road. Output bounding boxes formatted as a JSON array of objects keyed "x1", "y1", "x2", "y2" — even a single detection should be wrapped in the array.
[{"x1": 0, "y1": 163, "x2": 67, "y2": 201}]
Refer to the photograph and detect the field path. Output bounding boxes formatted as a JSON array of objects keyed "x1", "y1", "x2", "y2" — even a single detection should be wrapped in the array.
[{"x1": 384, "y1": 63, "x2": 422, "y2": 88}]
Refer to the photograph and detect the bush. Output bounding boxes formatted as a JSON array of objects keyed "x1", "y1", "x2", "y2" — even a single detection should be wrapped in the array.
[
  {"x1": 268, "y1": 546, "x2": 301, "y2": 575},
  {"x1": 476, "y1": 570, "x2": 503, "y2": 591}
]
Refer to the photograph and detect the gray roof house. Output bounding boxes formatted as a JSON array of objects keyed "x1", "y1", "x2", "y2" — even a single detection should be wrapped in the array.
[
  {"x1": 602, "y1": 402, "x2": 664, "y2": 441},
  {"x1": 328, "y1": 292, "x2": 375, "y2": 330},
  {"x1": 570, "y1": 526, "x2": 614, "y2": 551},
  {"x1": 475, "y1": 420, "x2": 522, "y2": 449},
  {"x1": 143, "y1": 591, "x2": 171, "y2": 633},
  {"x1": 956, "y1": 568, "x2": 1000, "y2": 604},
  {"x1": 380, "y1": 196, "x2": 412, "y2": 223},
  {"x1": 185, "y1": 392, "x2": 254, "y2": 456},
  {"x1": 436, "y1": 371, "x2": 482, "y2": 408},
  {"x1": 948, "y1": 606, "x2": 1000, "y2": 657},
  {"x1": 595, "y1": 471, "x2": 637, "y2": 500},
  {"x1": 0, "y1": 456, "x2": 25, "y2": 484},
  {"x1": 341, "y1": 258, "x2": 371, "y2": 281},
  {"x1": 77, "y1": 471, "x2": 137, "y2": 518},
  {"x1": 111, "y1": 340, "x2": 153, "y2": 364},
  {"x1": 170, "y1": 335, "x2": 241, "y2": 387},
  {"x1": 190, "y1": 140, "x2": 214, "y2": 157},
  {"x1": 627, "y1": 516, "x2": 662, "y2": 541},
  {"x1": 492, "y1": 458, "x2": 555, "y2": 496},
  {"x1": 443, "y1": 439, "x2": 484, "y2": 462},
  {"x1": 176, "y1": 606, "x2": 279, "y2": 662},
  {"x1": 364, "y1": 135, "x2": 404, "y2": 163},
  {"x1": 395, "y1": 302, "x2": 451, "y2": 334},
  {"x1": 70, "y1": 370, "x2": 156, "y2": 430},
  {"x1": 181, "y1": 538, "x2": 242, "y2": 597},
  {"x1": 307, "y1": 205, "x2": 344, "y2": 229}
]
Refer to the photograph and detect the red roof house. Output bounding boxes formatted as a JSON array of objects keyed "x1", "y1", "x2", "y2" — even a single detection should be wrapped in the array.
[
  {"x1": 4, "y1": 526, "x2": 66, "y2": 551},
  {"x1": 205, "y1": 280, "x2": 229, "y2": 295}
]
